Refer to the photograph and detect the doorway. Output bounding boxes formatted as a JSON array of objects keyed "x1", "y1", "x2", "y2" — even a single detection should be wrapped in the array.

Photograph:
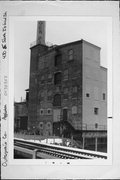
[
  {"x1": 53, "y1": 109, "x2": 61, "y2": 122},
  {"x1": 63, "y1": 108, "x2": 68, "y2": 121}
]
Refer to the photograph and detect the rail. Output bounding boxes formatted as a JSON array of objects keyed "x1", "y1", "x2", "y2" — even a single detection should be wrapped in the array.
[{"x1": 14, "y1": 139, "x2": 107, "y2": 159}]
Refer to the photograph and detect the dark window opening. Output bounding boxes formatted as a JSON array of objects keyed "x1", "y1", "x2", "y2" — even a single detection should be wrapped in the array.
[
  {"x1": 63, "y1": 109, "x2": 68, "y2": 121},
  {"x1": 40, "y1": 109, "x2": 44, "y2": 115},
  {"x1": 55, "y1": 55, "x2": 62, "y2": 67},
  {"x1": 48, "y1": 110, "x2": 51, "y2": 114},
  {"x1": 53, "y1": 94, "x2": 61, "y2": 106},
  {"x1": 95, "y1": 123, "x2": 98, "y2": 129},
  {"x1": 63, "y1": 70, "x2": 68, "y2": 80},
  {"x1": 39, "y1": 122, "x2": 43, "y2": 129},
  {"x1": 94, "y1": 108, "x2": 99, "y2": 115},
  {"x1": 103, "y1": 93, "x2": 105, "y2": 100},
  {"x1": 54, "y1": 72, "x2": 62, "y2": 85},
  {"x1": 26, "y1": 91, "x2": 29, "y2": 102},
  {"x1": 48, "y1": 132, "x2": 51, "y2": 136},
  {"x1": 40, "y1": 124, "x2": 43, "y2": 128},
  {"x1": 86, "y1": 93, "x2": 90, "y2": 97}
]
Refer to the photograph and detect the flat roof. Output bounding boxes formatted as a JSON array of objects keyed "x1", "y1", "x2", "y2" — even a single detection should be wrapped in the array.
[{"x1": 37, "y1": 39, "x2": 101, "y2": 57}]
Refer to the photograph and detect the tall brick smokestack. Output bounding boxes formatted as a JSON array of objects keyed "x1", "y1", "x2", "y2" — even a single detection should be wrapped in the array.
[{"x1": 36, "y1": 21, "x2": 46, "y2": 45}]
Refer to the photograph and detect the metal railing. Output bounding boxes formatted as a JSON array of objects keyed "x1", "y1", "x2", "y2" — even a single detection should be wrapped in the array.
[{"x1": 14, "y1": 139, "x2": 107, "y2": 159}]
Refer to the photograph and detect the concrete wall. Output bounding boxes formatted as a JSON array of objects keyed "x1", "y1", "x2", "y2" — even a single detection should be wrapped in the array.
[{"x1": 82, "y1": 41, "x2": 107, "y2": 131}]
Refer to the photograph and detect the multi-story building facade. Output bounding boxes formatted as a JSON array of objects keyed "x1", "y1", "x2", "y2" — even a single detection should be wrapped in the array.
[
  {"x1": 28, "y1": 39, "x2": 107, "y2": 143},
  {"x1": 14, "y1": 89, "x2": 29, "y2": 132},
  {"x1": 14, "y1": 101, "x2": 28, "y2": 132}
]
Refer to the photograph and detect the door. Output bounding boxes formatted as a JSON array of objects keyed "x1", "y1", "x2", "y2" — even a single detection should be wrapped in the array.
[
  {"x1": 53, "y1": 109, "x2": 61, "y2": 122},
  {"x1": 63, "y1": 109, "x2": 68, "y2": 121}
]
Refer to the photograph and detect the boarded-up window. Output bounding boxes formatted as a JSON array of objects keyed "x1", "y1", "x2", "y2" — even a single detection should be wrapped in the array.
[
  {"x1": 63, "y1": 70, "x2": 68, "y2": 80},
  {"x1": 48, "y1": 73, "x2": 52, "y2": 79},
  {"x1": 73, "y1": 86, "x2": 77, "y2": 93},
  {"x1": 53, "y1": 94, "x2": 61, "y2": 106},
  {"x1": 72, "y1": 106, "x2": 77, "y2": 114},
  {"x1": 47, "y1": 73, "x2": 52, "y2": 83},
  {"x1": 68, "y1": 49, "x2": 74, "y2": 61},
  {"x1": 64, "y1": 88, "x2": 68, "y2": 94},
  {"x1": 47, "y1": 91, "x2": 52, "y2": 101}
]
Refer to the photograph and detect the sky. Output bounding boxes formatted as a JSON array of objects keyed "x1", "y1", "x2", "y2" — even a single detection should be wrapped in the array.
[{"x1": 14, "y1": 19, "x2": 109, "y2": 102}]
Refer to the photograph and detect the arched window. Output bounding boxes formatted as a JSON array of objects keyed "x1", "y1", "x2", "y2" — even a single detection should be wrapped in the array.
[
  {"x1": 39, "y1": 122, "x2": 43, "y2": 129},
  {"x1": 54, "y1": 72, "x2": 62, "y2": 85},
  {"x1": 47, "y1": 108, "x2": 52, "y2": 115},
  {"x1": 46, "y1": 122, "x2": 52, "y2": 129},
  {"x1": 53, "y1": 94, "x2": 61, "y2": 106},
  {"x1": 40, "y1": 109, "x2": 44, "y2": 115}
]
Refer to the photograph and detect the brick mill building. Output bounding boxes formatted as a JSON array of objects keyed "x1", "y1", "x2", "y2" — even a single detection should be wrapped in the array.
[{"x1": 28, "y1": 22, "x2": 107, "y2": 149}]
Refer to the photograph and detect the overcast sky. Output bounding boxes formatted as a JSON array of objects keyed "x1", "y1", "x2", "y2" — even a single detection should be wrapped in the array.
[{"x1": 14, "y1": 19, "x2": 110, "y2": 102}]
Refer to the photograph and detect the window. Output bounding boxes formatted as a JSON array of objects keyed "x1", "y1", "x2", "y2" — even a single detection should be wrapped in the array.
[
  {"x1": 46, "y1": 122, "x2": 51, "y2": 128},
  {"x1": 68, "y1": 49, "x2": 74, "y2": 61},
  {"x1": 63, "y1": 70, "x2": 68, "y2": 80},
  {"x1": 86, "y1": 93, "x2": 90, "y2": 97},
  {"x1": 55, "y1": 55, "x2": 62, "y2": 67},
  {"x1": 95, "y1": 123, "x2": 98, "y2": 129},
  {"x1": 73, "y1": 86, "x2": 77, "y2": 93},
  {"x1": 103, "y1": 93, "x2": 106, "y2": 100},
  {"x1": 47, "y1": 73, "x2": 52, "y2": 83},
  {"x1": 47, "y1": 91, "x2": 52, "y2": 101},
  {"x1": 54, "y1": 72, "x2": 62, "y2": 85},
  {"x1": 48, "y1": 73, "x2": 52, "y2": 79},
  {"x1": 94, "y1": 108, "x2": 99, "y2": 115},
  {"x1": 64, "y1": 88, "x2": 68, "y2": 94},
  {"x1": 63, "y1": 88, "x2": 68, "y2": 99},
  {"x1": 72, "y1": 106, "x2": 77, "y2": 114},
  {"x1": 53, "y1": 94, "x2": 61, "y2": 106},
  {"x1": 39, "y1": 122, "x2": 43, "y2": 129},
  {"x1": 40, "y1": 109, "x2": 44, "y2": 115},
  {"x1": 47, "y1": 108, "x2": 52, "y2": 115}
]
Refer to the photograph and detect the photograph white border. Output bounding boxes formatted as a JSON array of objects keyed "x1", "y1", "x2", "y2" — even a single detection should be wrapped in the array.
[{"x1": 1, "y1": 1, "x2": 119, "y2": 179}]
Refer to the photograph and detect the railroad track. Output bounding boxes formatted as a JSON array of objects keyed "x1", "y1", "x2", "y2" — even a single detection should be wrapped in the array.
[{"x1": 14, "y1": 139, "x2": 107, "y2": 159}]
